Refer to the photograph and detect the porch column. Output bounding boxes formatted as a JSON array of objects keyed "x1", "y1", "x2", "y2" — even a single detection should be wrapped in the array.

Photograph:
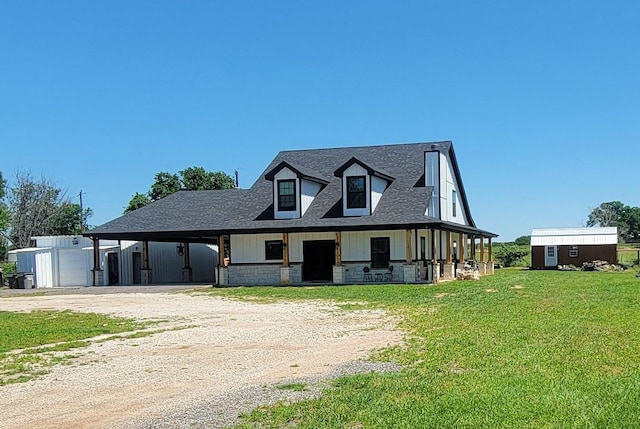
[
  {"x1": 281, "y1": 233, "x2": 291, "y2": 285},
  {"x1": 459, "y1": 233, "x2": 465, "y2": 264},
  {"x1": 91, "y1": 237, "x2": 103, "y2": 286},
  {"x1": 335, "y1": 232, "x2": 341, "y2": 265},
  {"x1": 217, "y1": 236, "x2": 228, "y2": 285},
  {"x1": 141, "y1": 240, "x2": 152, "y2": 284},
  {"x1": 471, "y1": 235, "x2": 476, "y2": 261},
  {"x1": 480, "y1": 237, "x2": 485, "y2": 262},
  {"x1": 332, "y1": 232, "x2": 346, "y2": 284},
  {"x1": 182, "y1": 242, "x2": 192, "y2": 282},
  {"x1": 446, "y1": 231, "x2": 452, "y2": 263},
  {"x1": 431, "y1": 229, "x2": 437, "y2": 263},
  {"x1": 488, "y1": 237, "x2": 493, "y2": 262},
  {"x1": 406, "y1": 229, "x2": 413, "y2": 263}
]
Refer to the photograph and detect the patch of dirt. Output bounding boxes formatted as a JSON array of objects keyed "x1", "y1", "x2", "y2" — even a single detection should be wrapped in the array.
[{"x1": 0, "y1": 292, "x2": 402, "y2": 429}]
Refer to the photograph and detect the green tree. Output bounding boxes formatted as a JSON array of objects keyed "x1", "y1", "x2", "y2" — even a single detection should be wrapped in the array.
[
  {"x1": 125, "y1": 167, "x2": 236, "y2": 213},
  {"x1": 495, "y1": 243, "x2": 529, "y2": 267},
  {"x1": 514, "y1": 235, "x2": 531, "y2": 246},
  {"x1": 149, "y1": 172, "x2": 181, "y2": 201},
  {"x1": 47, "y1": 202, "x2": 93, "y2": 235},
  {"x1": 587, "y1": 201, "x2": 640, "y2": 241},
  {"x1": 0, "y1": 172, "x2": 9, "y2": 260}
]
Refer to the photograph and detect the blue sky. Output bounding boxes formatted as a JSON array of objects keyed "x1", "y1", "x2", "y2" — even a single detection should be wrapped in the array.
[{"x1": 1, "y1": 1, "x2": 638, "y2": 241}]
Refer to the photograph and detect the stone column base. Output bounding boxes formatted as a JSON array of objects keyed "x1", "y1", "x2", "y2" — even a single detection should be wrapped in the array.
[
  {"x1": 442, "y1": 263, "x2": 455, "y2": 281},
  {"x1": 182, "y1": 268, "x2": 193, "y2": 282},
  {"x1": 217, "y1": 267, "x2": 229, "y2": 285},
  {"x1": 141, "y1": 269, "x2": 152, "y2": 285},
  {"x1": 402, "y1": 264, "x2": 416, "y2": 283},
  {"x1": 92, "y1": 269, "x2": 104, "y2": 286},
  {"x1": 487, "y1": 262, "x2": 495, "y2": 275},
  {"x1": 280, "y1": 266, "x2": 291, "y2": 285},
  {"x1": 332, "y1": 265, "x2": 346, "y2": 284}
]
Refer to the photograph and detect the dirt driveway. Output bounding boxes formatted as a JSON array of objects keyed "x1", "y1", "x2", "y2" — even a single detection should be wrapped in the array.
[{"x1": 0, "y1": 288, "x2": 402, "y2": 429}]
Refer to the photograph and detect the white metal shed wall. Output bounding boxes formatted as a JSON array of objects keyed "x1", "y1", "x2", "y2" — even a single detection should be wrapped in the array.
[{"x1": 530, "y1": 227, "x2": 618, "y2": 246}]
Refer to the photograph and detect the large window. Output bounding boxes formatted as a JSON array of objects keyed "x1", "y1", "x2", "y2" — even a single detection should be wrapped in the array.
[
  {"x1": 371, "y1": 237, "x2": 390, "y2": 268},
  {"x1": 347, "y1": 176, "x2": 366, "y2": 209},
  {"x1": 277, "y1": 179, "x2": 296, "y2": 211},
  {"x1": 265, "y1": 240, "x2": 284, "y2": 260}
]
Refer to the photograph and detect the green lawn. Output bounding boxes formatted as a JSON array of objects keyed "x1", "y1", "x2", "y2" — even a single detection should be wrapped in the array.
[
  {"x1": 204, "y1": 269, "x2": 640, "y2": 428},
  {"x1": 0, "y1": 310, "x2": 146, "y2": 385}
]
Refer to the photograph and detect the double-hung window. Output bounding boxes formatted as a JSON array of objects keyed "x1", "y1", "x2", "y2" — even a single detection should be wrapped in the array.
[
  {"x1": 277, "y1": 179, "x2": 296, "y2": 211},
  {"x1": 347, "y1": 176, "x2": 366, "y2": 209}
]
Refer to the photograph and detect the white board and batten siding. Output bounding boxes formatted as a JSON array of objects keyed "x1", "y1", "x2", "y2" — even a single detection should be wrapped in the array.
[
  {"x1": 301, "y1": 180, "x2": 322, "y2": 216},
  {"x1": 341, "y1": 230, "x2": 410, "y2": 262},
  {"x1": 530, "y1": 227, "x2": 618, "y2": 246},
  {"x1": 231, "y1": 234, "x2": 284, "y2": 264},
  {"x1": 424, "y1": 150, "x2": 470, "y2": 226},
  {"x1": 371, "y1": 176, "x2": 388, "y2": 213}
]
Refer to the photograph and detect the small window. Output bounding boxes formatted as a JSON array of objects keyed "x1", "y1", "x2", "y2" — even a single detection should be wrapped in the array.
[
  {"x1": 547, "y1": 247, "x2": 555, "y2": 257},
  {"x1": 569, "y1": 246, "x2": 578, "y2": 258},
  {"x1": 452, "y1": 189, "x2": 457, "y2": 217},
  {"x1": 277, "y1": 180, "x2": 296, "y2": 211},
  {"x1": 347, "y1": 176, "x2": 366, "y2": 209},
  {"x1": 371, "y1": 237, "x2": 390, "y2": 268},
  {"x1": 265, "y1": 240, "x2": 284, "y2": 260}
]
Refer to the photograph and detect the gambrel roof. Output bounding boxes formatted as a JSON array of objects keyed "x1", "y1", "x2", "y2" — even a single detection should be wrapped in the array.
[{"x1": 86, "y1": 141, "x2": 497, "y2": 242}]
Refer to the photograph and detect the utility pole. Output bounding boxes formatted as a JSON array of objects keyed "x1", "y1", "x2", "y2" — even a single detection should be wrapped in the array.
[{"x1": 79, "y1": 190, "x2": 84, "y2": 232}]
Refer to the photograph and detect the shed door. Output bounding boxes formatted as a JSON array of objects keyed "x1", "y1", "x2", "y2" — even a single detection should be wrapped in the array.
[
  {"x1": 58, "y1": 249, "x2": 89, "y2": 286},
  {"x1": 545, "y1": 246, "x2": 558, "y2": 267}
]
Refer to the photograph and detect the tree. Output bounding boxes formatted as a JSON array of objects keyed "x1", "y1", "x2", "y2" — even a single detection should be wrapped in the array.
[
  {"x1": 494, "y1": 243, "x2": 529, "y2": 267},
  {"x1": 0, "y1": 171, "x2": 92, "y2": 249},
  {"x1": 124, "y1": 193, "x2": 151, "y2": 213},
  {"x1": 514, "y1": 235, "x2": 531, "y2": 246},
  {"x1": 47, "y1": 202, "x2": 93, "y2": 235},
  {"x1": 0, "y1": 172, "x2": 8, "y2": 260},
  {"x1": 587, "y1": 201, "x2": 640, "y2": 241},
  {"x1": 125, "y1": 167, "x2": 236, "y2": 213}
]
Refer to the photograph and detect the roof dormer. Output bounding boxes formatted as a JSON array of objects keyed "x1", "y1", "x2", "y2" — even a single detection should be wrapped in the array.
[
  {"x1": 265, "y1": 161, "x2": 329, "y2": 219},
  {"x1": 334, "y1": 157, "x2": 393, "y2": 217}
]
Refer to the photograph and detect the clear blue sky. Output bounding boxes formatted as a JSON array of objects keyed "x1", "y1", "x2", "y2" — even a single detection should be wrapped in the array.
[{"x1": 1, "y1": 1, "x2": 638, "y2": 241}]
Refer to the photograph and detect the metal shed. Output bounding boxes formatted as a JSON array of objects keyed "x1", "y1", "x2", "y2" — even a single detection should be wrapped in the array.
[{"x1": 530, "y1": 227, "x2": 618, "y2": 269}]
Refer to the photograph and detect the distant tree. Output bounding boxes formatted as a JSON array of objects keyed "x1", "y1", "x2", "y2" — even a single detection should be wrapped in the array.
[
  {"x1": 1, "y1": 171, "x2": 92, "y2": 248},
  {"x1": 148, "y1": 172, "x2": 181, "y2": 201},
  {"x1": 0, "y1": 172, "x2": 8, "y2": 260},
  {"x1": 125, "y1": 167, "x2": 236, "y2": 213},
  {"x1": 514, "y1": 235, "x2": 531, "y2": 246},
  {"x1": 587, "y1": 201, "x2": 640, "y2": 241},
  {"x1": 47, "y1": 202, "x2": 93, "y2": 235},
  {"x1": 124, "y1": 193, "x2": 151, "y2": 214},
  {"x1": 494, "y1": 243, "x2": 529, "y2": 267}
]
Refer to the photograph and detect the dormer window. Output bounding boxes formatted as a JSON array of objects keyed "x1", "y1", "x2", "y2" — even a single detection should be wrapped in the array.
[
  {"x1": 346, "y1": 176, "x2": 366, "y2": 209},
  {"x1": 277, "y1": 179, "x2": 296, "y2": 211}
]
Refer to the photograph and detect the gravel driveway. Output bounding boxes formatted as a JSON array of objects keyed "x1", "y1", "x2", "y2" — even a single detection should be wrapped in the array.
[{"x1": 0, "y1": 288, "x2": 402, "y2": 429}]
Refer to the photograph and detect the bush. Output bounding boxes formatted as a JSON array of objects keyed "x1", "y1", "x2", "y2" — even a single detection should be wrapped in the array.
[{"x1": 495, "y1": 244, "x2": 529, "y2": 267}]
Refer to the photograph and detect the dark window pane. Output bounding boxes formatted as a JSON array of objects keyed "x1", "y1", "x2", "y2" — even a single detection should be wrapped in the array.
[
  {"x1": 371, "y1": 237, "x2": 390, "y2": 268},
  {"x1": 278, "y1": 180, "x2": 296, "y2": 211},
  {"x1": 347, "y1": 176, "x2": 366, "y2": 209},
  {"x1": 265, "y1": 240, "x2": 284, "y2": 260}
]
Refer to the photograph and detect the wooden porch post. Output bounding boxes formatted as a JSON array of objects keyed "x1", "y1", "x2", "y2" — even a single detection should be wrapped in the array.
[
  {"x1": 335, "y1": 232, "x2": 341, "y2": 265},
  {"x1": 283, "y1": 233, "x2": 290, "y2": 266},
  {"x1": 142, "y1": 241, "x2": 150, "y2": 270},
  {"x1": 471, "y1": 235, "x2": 476, "y2": 261},
  {"x1": 406, "y1": 229, "x2": 413, "y2": 263},
  {"x1": 431, "y1": 229, "x2": 437, "y2": 263},
  {"x1": 459, "y1": 233, "x2": 465, "y2": 264},
  {"x1": 218, "y1": 236, "x2": 225, "y2": 267},
  {"x1": 92, "y1": 237, "x2": 100, "y2": 286},
  {"x1": 480, "y1": 237, "x2": 485, "y2": 262},
  {"x1": 446, "y1": 231, "x2": 452, "y2": 263}
]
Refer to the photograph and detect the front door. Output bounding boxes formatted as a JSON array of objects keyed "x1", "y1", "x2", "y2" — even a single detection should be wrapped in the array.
[
  {"x1": 302, "y1": 240, "x2": 335, "y2": 282},
  {"x1": 545, "y1": 246, "x2": 558, "y2": 267}
]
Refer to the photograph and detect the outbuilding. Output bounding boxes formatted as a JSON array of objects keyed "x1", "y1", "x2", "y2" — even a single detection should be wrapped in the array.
[{"x1": 530, "y1": 227, "x2": 618, "y2": 269}]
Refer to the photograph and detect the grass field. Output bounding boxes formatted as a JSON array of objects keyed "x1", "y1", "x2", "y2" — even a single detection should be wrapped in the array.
[
  {"x1": 0, "y1": 310, "x2": 146, "y2": 385},
  {"x1": 202, "y1": 269, "x2": 640, "y2": 428}
]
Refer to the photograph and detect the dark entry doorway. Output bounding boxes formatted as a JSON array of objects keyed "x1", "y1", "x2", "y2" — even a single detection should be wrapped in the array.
[
  {"x1": 107, "y1": 252, "x2": 119, "y2": 286},
  {"x1": 132, "y1": 252, "x2": 142, "y2": 285},
  {"x1": 303, "y1": 240, "x2": 335, "y2": 282}
]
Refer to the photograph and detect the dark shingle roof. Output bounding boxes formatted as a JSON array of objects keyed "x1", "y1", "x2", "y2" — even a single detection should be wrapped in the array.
[{"x1": 87, "y1": 141, "x2": 497, "y2": 240}]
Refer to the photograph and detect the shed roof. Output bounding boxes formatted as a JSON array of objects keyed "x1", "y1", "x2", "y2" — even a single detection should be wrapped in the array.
[{"x1": 530, "y1": 227, "x2": 618, "y2": 246}]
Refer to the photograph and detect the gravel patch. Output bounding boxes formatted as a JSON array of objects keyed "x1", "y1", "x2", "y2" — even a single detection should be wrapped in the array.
[{"x1": 0, "y1": 291, "x2": 403, "y2": 429}]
